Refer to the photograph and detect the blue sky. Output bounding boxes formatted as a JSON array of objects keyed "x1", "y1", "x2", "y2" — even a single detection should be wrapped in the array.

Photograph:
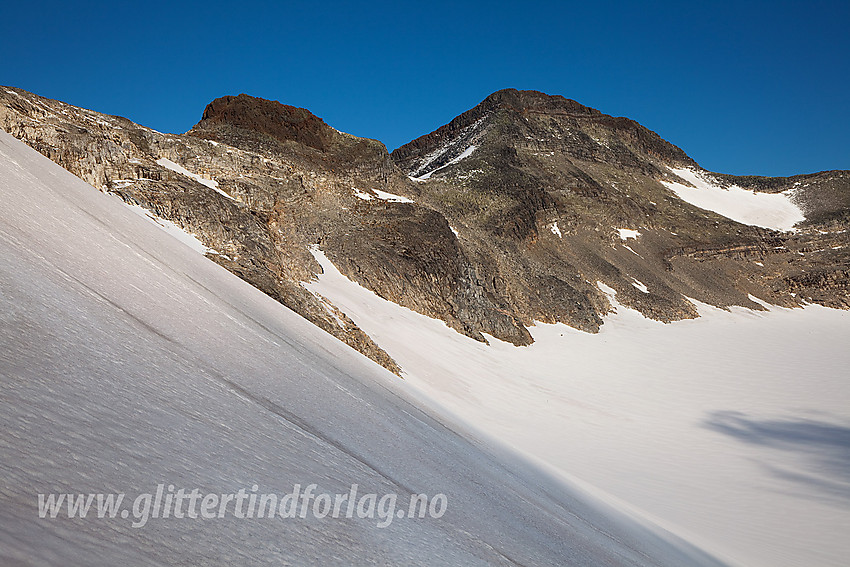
[{"x1": 2, "y1": 0, "x2": 847, "y2": 176}]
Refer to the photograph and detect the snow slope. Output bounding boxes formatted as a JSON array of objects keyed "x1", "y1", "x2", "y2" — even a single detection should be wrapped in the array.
[
  {"x1": 663, "y1": 167, "x2": 805, "y2": 231},
  {"x1": 306, "y1": 247, "x2": 850, "y2": 567},
  {"x1": 0, "y1": 133, "x2": 724, "y2": 565}
]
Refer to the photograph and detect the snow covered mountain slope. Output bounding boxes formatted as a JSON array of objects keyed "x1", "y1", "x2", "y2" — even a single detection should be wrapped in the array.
[
  {"x1": 661, "y1": 167, "x2": 805, "y2": 231},
  {"x1": 0, "y1": 133, "x2": 726, "y2": 564},
  {"x1": 4, "y1": 86, "x2": 848, "y2": 380},
  {"x1": 306, "y1": 246, "x2": 850, "y2": 567}
]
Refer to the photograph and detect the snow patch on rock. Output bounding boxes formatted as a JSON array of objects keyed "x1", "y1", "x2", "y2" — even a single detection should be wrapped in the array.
[{"x1": 663, "y1": 167, "x2": 804, "y2": 232}]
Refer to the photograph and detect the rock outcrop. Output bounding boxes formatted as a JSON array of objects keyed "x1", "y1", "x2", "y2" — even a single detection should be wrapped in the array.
[
  {"x1": 1, "y1": 86, "x2": 848, "y2": 374},
  {"x1": 392, "y1": 88, "x2": 850, "y2": 321}
]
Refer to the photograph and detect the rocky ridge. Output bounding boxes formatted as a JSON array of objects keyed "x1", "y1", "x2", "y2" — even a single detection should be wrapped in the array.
[
  {"x1": 393, "y1": 89, "x2": 850, "y2": 321},
  {"x1": 1, "y1": 86, "x2": 848, "y2": 373}
]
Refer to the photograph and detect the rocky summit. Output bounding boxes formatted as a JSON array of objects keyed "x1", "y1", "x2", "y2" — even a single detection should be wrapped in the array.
[{"x1": 1, "y1": 86, "x2": 848, "y2": 372}]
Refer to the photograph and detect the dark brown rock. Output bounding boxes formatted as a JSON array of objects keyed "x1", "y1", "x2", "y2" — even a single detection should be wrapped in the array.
[{"x1": 196, "y1": 94, "x2": 335, "y2": 152}]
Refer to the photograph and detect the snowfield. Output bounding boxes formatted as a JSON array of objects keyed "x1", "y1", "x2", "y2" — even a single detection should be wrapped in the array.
[
  {"x1": 0, "y1": 132, "x2": 725, "y2": 565},
  {"x1": 663, "y1": 167, "x2": 805, "y2": 231},
  {"x1": 306, "y1": 247, "x2": 850, "y2": 567}
]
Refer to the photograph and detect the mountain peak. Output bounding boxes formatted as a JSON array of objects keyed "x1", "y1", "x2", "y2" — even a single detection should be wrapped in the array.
[
  {"x1": 193, "y1": 93, "x2": 336, "y2": 152},
  {"x1": 391, "y1": 88, "x2": 694, "y2": 181},
  {"x1": 480, "y1": 88, "x2": 602, "y2": 116}
]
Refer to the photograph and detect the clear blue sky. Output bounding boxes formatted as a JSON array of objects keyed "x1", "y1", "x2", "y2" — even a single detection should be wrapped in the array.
[{"x1": 2, "y1": 0, "x2": 848, "y2": 176}]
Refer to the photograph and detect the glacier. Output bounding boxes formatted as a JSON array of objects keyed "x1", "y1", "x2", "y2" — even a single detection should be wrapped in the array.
[
  {"x1": 0, "y1": 132, "x2": 725, "y2": 565},
  {"x1": 306, "y1": 244, "x2": 850, "y2": 567}
]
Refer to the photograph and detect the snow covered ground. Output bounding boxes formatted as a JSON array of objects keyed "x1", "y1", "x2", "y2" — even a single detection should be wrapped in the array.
[
  {"x1": 663, "y1": 167, "x2": 805, "y2": 231},
  {"x1": 0, "y1": 133, "x2": 724, "y2": 564},
  {"x1": 306, "y1": 247, "x2": 850, "y2": 567}
]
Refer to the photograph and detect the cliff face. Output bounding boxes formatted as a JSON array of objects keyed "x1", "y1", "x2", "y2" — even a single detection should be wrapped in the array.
[
  {"x1": 183, "y1": 94, "x2": 533, "y2": 346},
  {"x1": 0, "y1": 87, "x2": 402, "y2": 372},
  {"x1": 1, "y1": 86, "x2": 848, "y2": 373},
  {"x1": 196, "y1": 94, "x2": 337, "y2": 152},
  {"x1": 392, "y1": 88, "x2": 850, "y2": 323}
]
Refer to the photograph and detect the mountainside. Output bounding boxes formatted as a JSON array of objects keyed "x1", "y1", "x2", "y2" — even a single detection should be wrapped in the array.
[
  {"x1": 305, "y1": 241, "x2": 850, "y2": 567},
  {"x1": 392, "y1": 89, "x2": 850, "y2": 327},
  {"x1": 1, "y1": 86, "x2": 848, "y2": 373},
  {"x1": 3, "y1": 87, "x2": 850, "y2": 567},
  {"x1": 0, "y1": 129, "x2": 729, "y2": 566}
]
